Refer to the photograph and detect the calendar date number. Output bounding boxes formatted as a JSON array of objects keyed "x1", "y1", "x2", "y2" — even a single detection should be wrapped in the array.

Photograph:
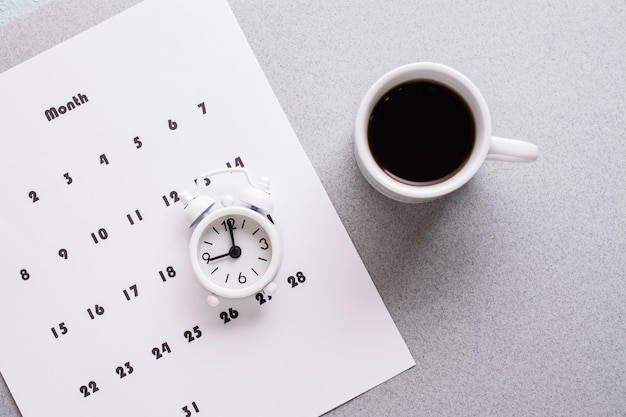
[
  {"x1": 159, "y1": 266, "x2": 177, "y2": 282},
  {"x1": 152, "y1": 342, "x2": 172, "y2": 359},
  {"x1": 79, "y1": 381, "x2": 99, "y2": 398},
  {"x1": 116, "y1": 361, "x2": 134, "y2": 379},
  {"x1": 255, "y1": 292, "x2": 273, "y2": 305},
  {"x1": 28, "y1": 190, "x2": 40, "y2": 203},
  {"x1": 225, "y1": 156, "x2": 244, "y2": 169},
  {"x1": 183, "y1": 401, "x2": 200, "y2": 416},
  {"x1": 91, "y1": 228, "x2": 109, "y2": 244},
  {"x1": 86, "y1": 304, "x2": 105, "y2": 320},
  {"x1": 219, "y1": 308, "x2": 238, "y2": 324},
  {"x1": 162, "y1": 191, "x2": 180, "y2": 207},
  {"x1": 51, "y1": 322, "x2": 68, "y2": 339},
  {"x1": 287, "y1": 271, "x2": 307, "y2": 288},
  {"x1": 20, "y1": 269, "x2": 30, "y2": 281},
  {"x1": 184, "y1": 325, "x2": 202, "y2": 343}
]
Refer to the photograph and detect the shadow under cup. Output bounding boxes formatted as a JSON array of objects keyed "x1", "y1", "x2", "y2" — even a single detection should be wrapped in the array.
[{"x1": 355, "y1": 64, "x2": 492, "y2": 203}]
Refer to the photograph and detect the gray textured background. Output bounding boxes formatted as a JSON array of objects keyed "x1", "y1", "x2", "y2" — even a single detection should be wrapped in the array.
[{"x1": 1, "y1": 1, "x2": 625, "y2": 416}]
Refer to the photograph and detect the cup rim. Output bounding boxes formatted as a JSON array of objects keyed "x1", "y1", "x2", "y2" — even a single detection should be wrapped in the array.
[{"x1": 354, "y1": 62, "x2": 492, "y2": 201}]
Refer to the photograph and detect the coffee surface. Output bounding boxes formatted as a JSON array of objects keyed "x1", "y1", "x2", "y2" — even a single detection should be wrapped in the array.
[{"x1": 368, "y1": 80, "x2": 475, "y2": 184}]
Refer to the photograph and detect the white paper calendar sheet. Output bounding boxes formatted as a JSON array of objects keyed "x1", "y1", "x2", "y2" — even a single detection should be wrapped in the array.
[{"x1": 0, "y1": 0, "x2": 414, "y2": 416}]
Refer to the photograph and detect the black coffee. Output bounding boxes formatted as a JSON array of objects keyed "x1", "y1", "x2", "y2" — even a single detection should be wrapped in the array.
[{"x1": 367, "y1": 80, "x2": 475, "y2": 184}]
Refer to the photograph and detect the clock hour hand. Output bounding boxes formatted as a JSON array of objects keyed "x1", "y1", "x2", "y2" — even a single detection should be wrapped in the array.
[
  {"x1": 201, "y1": 245, "x2": 241, "y2": 264},
  {"x1": 211, "y1": 253, "x2": 230, "y2": 261},
  {"x1": 203, "y1": 252, "x2": 229, "y2": 263},
  {"x1": 210, "y1": 247, "x2": 241, "y2": 260}
]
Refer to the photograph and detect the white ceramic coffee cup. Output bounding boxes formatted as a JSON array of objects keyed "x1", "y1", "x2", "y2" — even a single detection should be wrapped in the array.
[{"x1": 354, "y1": 62, "x2": 539, "y2": 203}]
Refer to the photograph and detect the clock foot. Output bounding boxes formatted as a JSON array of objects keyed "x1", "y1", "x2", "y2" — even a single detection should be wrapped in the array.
[
  {"x1": 264, "y1": 281, "x2": 277, "y2": 295},
  {"x1": 206, "y1": 293, "x2": 220, "y2": 307}
]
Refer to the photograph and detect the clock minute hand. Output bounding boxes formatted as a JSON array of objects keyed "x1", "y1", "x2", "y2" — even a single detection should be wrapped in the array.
[
  {"x1": 226, "y1": 219, "x2": 242, "y2": 259},
  {"x1": 227, "y1": 218, "x2": 236, "y2": 247}
]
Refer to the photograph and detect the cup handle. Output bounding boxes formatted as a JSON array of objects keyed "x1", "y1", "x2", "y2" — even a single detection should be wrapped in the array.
[{"x1": 486, "y1": 136, "x2": 539, "y2": 162}]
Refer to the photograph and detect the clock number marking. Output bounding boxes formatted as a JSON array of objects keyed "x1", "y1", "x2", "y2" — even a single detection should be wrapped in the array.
[
  {"x1": 20, "y1": 269, "x2": 30, "y2": 281},
  {"x1": 87, "y1": 304, "x2": 105, "y2": 320},
  {"x1": 58, "y1": 248, "x2": 68, "y2": 259},
  {"x1": 184, "y1": 325, "x2": 202, "y2": 343},
  {"x1": 123, "y1": 284, "x2": 138, "y2": 300},
  {"x1": 255, "y1": 292, "x2": 272, "y2": 305},
  {"x1": 221, "y1": 218, "x2": 235, "y2": 232},
  {"x1": 133, "y1": 136, "x2": 143, "y2": 149},
  {"x1": 152, "y1": 342, "x2": 171, "y2": 359},
  {"x1": 99, "y1": 153, "x2": 109, "y2": 165},
  {"x1": 168, "y1": 119, "x2": 178, "y2": 130},
  {"x1": 225, "y1": 156, "x2": 244, "y2": 168},
  {"x1": 162, "y1": 191, "x2": 180, "y2": 207},
  {"x1": 288, "y1": 271, "x2": 307, "y2": 288},
  {"x1": 115, "y1": 361, "x2": 134, "y2": 378},
  {"x1": 79, "y1": 381, "x2": 99, "y2": 398},
  {"x1": 238, "y1": 272, "x2": 247, "y2": 284},
  {"x1": 126, "y1": 209, "x2": 143, "y2": 225},
  {"x1": 91, "y1": 228, "x2": 109, "y2": 244},
  {"x1": 259, "y1": 238, "x2": 269, "y2": 250},
  {"x1": 182, "y1": 401, "x2": 200, "y2": 416},
  {"x1": 219, "y1": 308, "x2": 238, "y2": 324},
  {"x1": 159, "y1": 266, "x2": 176, "y2": 282},
  {"x1": 63, "y1": 172, "x2": 73, "y2": 185},
  {"x1": 51, "y1": 322, "x2": 68, "y2": 339},
  {"x1": 28, "y1": 191, "x2": 39, "y2": 203},
  {"x1": 198, "y1": 101, "x2": 206, "y2": 114}
]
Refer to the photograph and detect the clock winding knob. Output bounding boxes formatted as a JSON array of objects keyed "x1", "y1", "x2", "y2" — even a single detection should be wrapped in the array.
[
  {"x1": 264, "y1": 281, "x2": 277, "y2": 295},
  {"x1": 206, "y1": 293, "x2": 220, "y2": 307}
]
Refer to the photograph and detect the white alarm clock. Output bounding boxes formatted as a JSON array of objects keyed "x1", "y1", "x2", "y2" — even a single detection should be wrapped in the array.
[{"x1": 181, "y1": 168, "x2": 281, "y2": 307}]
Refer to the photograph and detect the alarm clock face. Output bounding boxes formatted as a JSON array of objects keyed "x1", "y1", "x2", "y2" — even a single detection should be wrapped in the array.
[{"x1": 189, "y1": 206, "x2": 280, "y2": 298}]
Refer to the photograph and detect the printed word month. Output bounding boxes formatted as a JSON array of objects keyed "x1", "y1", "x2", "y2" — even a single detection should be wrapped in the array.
[{"x1": 44, "y1": 93, "x2": 89, "y2": 121}]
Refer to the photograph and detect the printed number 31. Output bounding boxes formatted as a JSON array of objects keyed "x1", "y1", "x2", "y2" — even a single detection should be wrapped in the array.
[{"x1": 183, "y1": 402, "x2": 200, "y2": 416}]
